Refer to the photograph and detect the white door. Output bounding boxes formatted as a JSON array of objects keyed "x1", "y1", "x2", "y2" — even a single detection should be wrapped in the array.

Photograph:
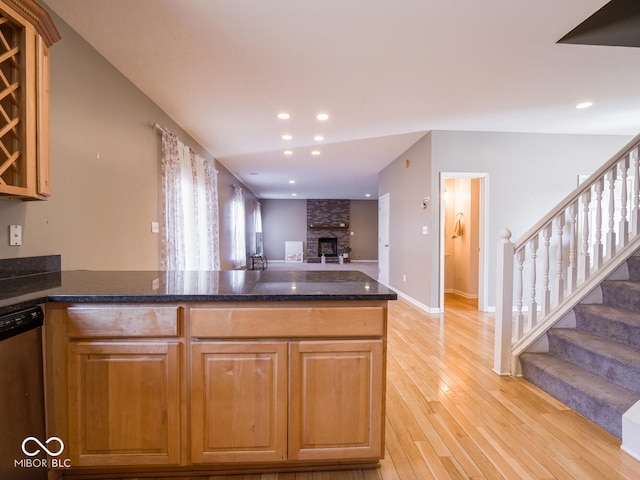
[{"x1": 378, "y1": 194, "x2": 390, "y2": 285}]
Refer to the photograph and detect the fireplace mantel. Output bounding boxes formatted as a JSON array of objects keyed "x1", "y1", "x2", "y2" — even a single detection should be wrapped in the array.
[{"x1": 309, "y1": 224, "x2": 349, "y2": 230}]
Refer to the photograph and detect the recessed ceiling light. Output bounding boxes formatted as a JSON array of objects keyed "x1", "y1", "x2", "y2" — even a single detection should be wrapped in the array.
[
  {"x1": 314, "y1": 135, "x2": 324, "y2": 141},
  {"x1": 576, "y1": 101, "x2": 593, "y2": 109},
  {"x1": 311, "y1": 150, "x2": 320, "y2": 156},
  {"x1": 277, "y1": 113, "x2": 290, "y2": 119},
  {"x1": 292, "y1": 193, "x2": 297, "y2": 197},
  {"x1": 316, "y1": 113, "x2": 329, "y2": 121},
  {"x1": 365, "y1": 193, "x2": 371, "y2": 198},
  {"x1": 289, "y1": 180, "x2": 296, "y2": 184},
  {"x1": 282, "y1": 134, "x2": 293, "y2": 140},
  {"x1": 284, "y1": 150, "x2": 293, "y2": 155}
]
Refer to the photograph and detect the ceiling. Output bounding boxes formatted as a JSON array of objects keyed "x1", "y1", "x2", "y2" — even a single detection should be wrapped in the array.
[{"x1": 42, "y1": 0, "x2": 640, "y2": 199}]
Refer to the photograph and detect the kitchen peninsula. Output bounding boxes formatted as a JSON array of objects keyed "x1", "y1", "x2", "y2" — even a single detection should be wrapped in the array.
[{"x1": 2, "y1": 266, "x2": 396, "y2": 478}]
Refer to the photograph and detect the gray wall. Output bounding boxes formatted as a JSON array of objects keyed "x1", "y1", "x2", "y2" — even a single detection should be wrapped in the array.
[
  {"x1": 380, "y1": 131, "x2": 632, "y2": 310},
  {"x1": 349, "y1": 200, "x2": 378, "y2": 261},
  {"x1": 0, "y1": 9, "x2": 256, "y2": 270},
  {"x1": 378, "y1": 133, "x2": 434, "y2": 305},
  {"x1": 262, "y1": 199, "x2": 378, "y2": 261},
  {"x1": 262, "y1": 199, "x2": 307, "y2": 261}
]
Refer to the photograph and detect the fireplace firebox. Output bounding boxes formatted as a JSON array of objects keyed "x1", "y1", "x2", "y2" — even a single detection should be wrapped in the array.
[{"x1": 318, "y1": 237, "x2": 338, "y2": 257}]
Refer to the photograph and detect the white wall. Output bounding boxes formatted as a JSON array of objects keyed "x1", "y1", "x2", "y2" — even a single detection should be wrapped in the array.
[{"x1": 380, "y1": 131, "x2": 632, "y2": 310}]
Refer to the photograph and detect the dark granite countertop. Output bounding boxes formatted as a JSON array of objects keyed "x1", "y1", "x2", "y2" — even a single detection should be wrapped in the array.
[{"x1": 0, "y1": 269, "x2": 397, "y2": 315}]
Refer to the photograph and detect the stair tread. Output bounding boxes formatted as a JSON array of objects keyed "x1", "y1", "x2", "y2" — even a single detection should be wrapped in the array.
[
  {"x1": 520, "y1": 352, "x2": 639, "y2": 410},
  {"x1": 575, "y1": 303, "x2": 640, "y2": 328},
  {"x1": 603, "y1": 279, "x2": 640, "y2": 289},
  {"x1": 550, "y1": 328, "x2": 640, "y2": 367}
]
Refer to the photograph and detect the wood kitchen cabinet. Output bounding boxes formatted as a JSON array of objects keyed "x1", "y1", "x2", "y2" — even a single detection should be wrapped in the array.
[
  {"x1": 189, "y1": 304, "x2": 386, "y2": 464},
  {"x1": 0, "y1": 0, "x2": 59, "y2": 199},
  {"x1": 44, "y1": 300, "x2": 388, "y2": 477},
  {"x1": 289, "y1": 339, "x2": 383, "y2": 461},
  {"x1": 44, "y1": 304, "x2": 185, "y2": 469},
  {"x1": 67, "y1": 341, "x2": 182, "y2": 466},
  {"x1": 190, "y1": 341, "x2": 288, "y2": 463}
]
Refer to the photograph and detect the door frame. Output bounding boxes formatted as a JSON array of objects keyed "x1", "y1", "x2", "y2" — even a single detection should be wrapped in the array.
[
  {"x1": 439, "y1": 172, "x2": 489, "y2": 312},
  {"x1": 378, "y1": 193, "x2": 390, "y2": 286}
]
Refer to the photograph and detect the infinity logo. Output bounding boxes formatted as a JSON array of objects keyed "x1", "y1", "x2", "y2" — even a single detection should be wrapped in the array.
[{"x1": 21, "y1": 437, "x2": 65, "y2": 457}]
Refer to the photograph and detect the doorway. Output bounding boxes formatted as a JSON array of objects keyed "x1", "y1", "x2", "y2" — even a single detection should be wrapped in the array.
[
  {"x1": 439, "y1": 173, "x2": 488, "y2": 312},
  {"x1": 378, "y1": 193, "x2": 390, "y2": 285}
]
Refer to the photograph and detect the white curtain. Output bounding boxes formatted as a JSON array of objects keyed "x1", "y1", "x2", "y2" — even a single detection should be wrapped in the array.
[
  {"x1": 160, "y1": 129, "x2": 220, "y2": 270},
  {"x1": 254, "y1": 200, "x2": 262, "y2": 233},
  {"x1": 254, "y1": 200, "x2": 263, "y2": 255},
  {"x1": 231, "y1": 184, "x2": 246, "y2": 268}
]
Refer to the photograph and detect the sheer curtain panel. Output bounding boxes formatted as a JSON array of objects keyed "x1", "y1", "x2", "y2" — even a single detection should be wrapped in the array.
[
  {"x1": 160, "y1": 129, "x2": 220, "y2": 271},
  {"x1": 232, "y1": 184, "x2": 247, "y2": 268}
]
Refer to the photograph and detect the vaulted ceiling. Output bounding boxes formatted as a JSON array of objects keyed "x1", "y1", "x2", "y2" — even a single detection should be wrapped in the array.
[{"x1": 43, "y1": 0, "x2": 640, "y2": 199}]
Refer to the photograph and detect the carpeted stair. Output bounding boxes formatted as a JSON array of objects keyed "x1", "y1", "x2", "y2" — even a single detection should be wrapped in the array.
[{"x1": 520, "y1": 256, "x2": 640, "y2": 439}]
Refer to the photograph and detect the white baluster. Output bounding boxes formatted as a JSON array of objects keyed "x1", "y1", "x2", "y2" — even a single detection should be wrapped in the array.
[
  {"x1": 528, "y1": 237, "x2": 538, "y2": 330},
  {"x1": 556, "y1": 214, "x2": 565, "y2": 303},
  {"x1": 542, "y1": 224, "x2": 552, "y2": 317},
  {"x1": 515, "y1": 247, "x2": 525, "y2": 339},
  {"x1": 580, "y1": 190, "x2": 591, "y2": 281},
  {"x1": 619, "y1": 156, "x2": 630, "y2": 246},
  {"x1": 567, "y1": 202, "x2": 578, "y2": 293},
  {"x1": 593, "y1": 178, "x2": 604, "y2": 269},
  {"x1": 632, "y1": 147, "x2": 640, "y2": 236},
  {"x1": 607, "y1": 167, "x2": 617, "y2": 257}
]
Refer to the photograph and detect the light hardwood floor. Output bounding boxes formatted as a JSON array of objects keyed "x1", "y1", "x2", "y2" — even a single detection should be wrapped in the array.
[{"x1": 113, "y1": 294, "x2": 640, "y2": 480}]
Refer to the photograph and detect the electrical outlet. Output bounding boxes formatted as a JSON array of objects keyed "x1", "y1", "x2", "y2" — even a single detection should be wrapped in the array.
[{"x1": 9, "y1": 225, "x2": 22, "y2": 246}]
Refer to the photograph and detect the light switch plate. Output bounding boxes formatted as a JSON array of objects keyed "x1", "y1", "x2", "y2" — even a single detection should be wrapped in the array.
[{"x1": 9, "y1": 225, "x2": 22, "y2": 245}]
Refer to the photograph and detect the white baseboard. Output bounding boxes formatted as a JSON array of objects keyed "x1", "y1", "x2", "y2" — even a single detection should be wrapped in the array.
[
  {"x1": 452, "y1": 289, "x2": 478, "y2": 299},
  {"x1": 392, "y1": 287, "x2": 442, "y2": 314}
]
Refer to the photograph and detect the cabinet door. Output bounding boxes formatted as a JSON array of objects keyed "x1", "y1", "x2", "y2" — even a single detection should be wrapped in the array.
[
  {"x1": 191, "y1": 341, "x2": 288, "y2": 463},
  {"x1": 36, "y1": 36, "x2": 51, "y2": 197},
  {"x1": 67, "y1": 342, "x2": 182, "y2": 466},
  {"x1": 289, "y1": 340, "x2": 384, "y2": 461},
  {"x1": 0, "y1": 10, "x2": 37, "y2": 198}
]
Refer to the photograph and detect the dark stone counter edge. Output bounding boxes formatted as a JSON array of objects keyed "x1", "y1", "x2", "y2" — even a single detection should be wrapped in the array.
[{"x1": 1, "y1": 292, "x2": 398, "y2": 316}]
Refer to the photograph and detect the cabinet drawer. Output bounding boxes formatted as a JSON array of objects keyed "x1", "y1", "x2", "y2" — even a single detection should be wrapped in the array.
[
  {"x1": 67, "y1": 306, "x2": 180, "y2": 338},
  {"x1": 190, "y1": 307, "x2": 385, "y2": 338}
]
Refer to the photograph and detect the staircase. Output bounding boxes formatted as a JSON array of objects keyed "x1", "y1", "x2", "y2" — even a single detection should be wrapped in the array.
[
  {"x1": 520, "y1": 255, "x2": 640, "y2": 439},
  {"x1": 493, "y1": 134, "x2": 640, "y2": 456}
]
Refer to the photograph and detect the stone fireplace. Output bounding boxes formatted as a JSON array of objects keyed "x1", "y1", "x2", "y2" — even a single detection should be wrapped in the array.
[
  {"x1": 307, "y1": 200, "x2": 350, "y2": 263},
  {"x1": 318, "y1": 237, "x2": 338, "y2": 258}
]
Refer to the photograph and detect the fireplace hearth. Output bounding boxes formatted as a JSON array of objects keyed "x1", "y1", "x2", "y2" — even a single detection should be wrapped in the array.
[{"x1": 318, "y1": 237, "x2": 338, "y2": 257}]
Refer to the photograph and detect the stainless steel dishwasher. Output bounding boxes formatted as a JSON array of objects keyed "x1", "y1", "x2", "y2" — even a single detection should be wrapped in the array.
[{"x1": 0, "y1": 305, "x2": 47, "y2": 480}]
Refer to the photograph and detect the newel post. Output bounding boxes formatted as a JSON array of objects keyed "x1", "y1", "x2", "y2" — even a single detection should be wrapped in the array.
[{"x1": 493, "y1": 227, "x2": 515, "y2": 375}]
